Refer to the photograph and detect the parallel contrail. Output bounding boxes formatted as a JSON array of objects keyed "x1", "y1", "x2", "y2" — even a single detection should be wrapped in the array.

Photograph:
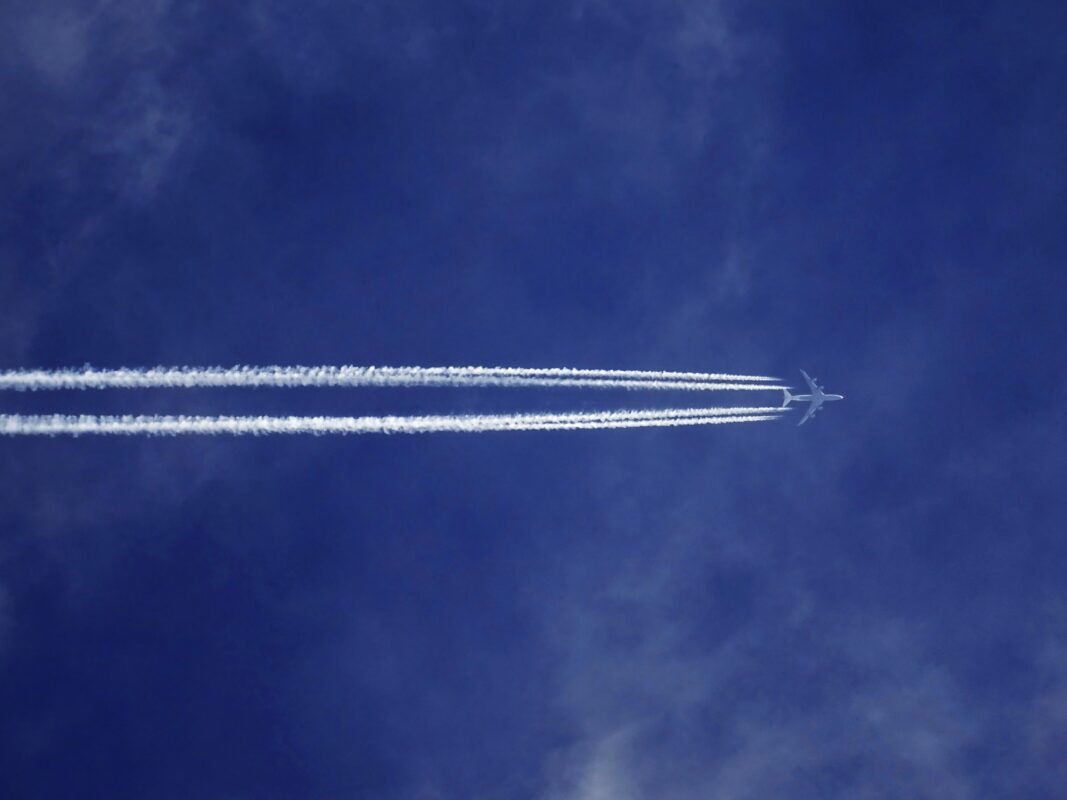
[
  {"x1": 0, "y1": 407, "x2": 784, "y2": 436},
  {"x1": 0, "y1": 366, "x2": 781, "y2": 392},
  {"x1": 377, "y1": 366, "x2": 777, "y2": 382}
]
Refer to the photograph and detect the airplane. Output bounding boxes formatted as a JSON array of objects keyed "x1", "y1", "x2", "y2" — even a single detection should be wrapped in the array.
[{"x1": 781, "y1": 369, "x2": 843, "y2": 426}]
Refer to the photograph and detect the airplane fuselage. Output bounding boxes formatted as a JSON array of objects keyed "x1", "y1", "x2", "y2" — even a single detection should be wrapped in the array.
[
  {"x1": 787, "y1": 393, "x2": 843, "y2": 403},
  {"x1": 787, "y1": 392, "x2": 844, "y2": 405}
]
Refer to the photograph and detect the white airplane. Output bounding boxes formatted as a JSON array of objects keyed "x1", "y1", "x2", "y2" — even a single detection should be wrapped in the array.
[{"x1": 781, "y1": 369, "x2": 843, "y2": 426}]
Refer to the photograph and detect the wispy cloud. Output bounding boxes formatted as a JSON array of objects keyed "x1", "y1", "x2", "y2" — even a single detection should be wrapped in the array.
[
  {"x1": 92, "y1": 73, "x2": 192, "y2": 200},
  {"x1": 1, "y1": 1, "x2": 201, "y2": 356},
  {"x1": 475, "y1": 0, "x2": 768, "y2": 202},
  {"x1": 539, "y1": 614, "x2": 980, "y2": 799},
  {"x1": 17, "y1": 6, "x2": 90, "y2": 85},
  {"x1": 11, "y1": 0, "x2": 196, "y2": 201}
]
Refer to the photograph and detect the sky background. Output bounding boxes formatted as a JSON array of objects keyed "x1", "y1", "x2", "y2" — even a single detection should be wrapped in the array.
[{"x1": 2, "y1": 1, "x2": 1066, "y2": 797}]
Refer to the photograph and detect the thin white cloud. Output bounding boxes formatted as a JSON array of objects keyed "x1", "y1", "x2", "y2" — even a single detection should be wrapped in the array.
[
  {"x1": 546, "y1": 727, "x2": 641, "y2": 800},
  {"x1": 539, "y1": 618, "x2": 980, "y2": 799},
  {"x1": 9, "y1": 0, "x2": 196, "y2": 202},
  {"x1": 93, "y1": 74, "x2": 192, "y2": 200},
  {"x1": 17, "y1": 8, "x2": 90, "y2": 85},
  {"x1": 476, "y1": 0, "x2": 766, "y2": 201}
]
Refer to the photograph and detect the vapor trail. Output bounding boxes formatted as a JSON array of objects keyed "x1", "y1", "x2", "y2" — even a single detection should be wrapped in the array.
[
  {"x1": 384, "y1": 366, "x2": 777, "y2": 382},
  {"x1": 0, "y1": 407, "x2": 784, "y2": 436},
  {"x1": 0, "y1": 366, "x2": 781, "y2": 392}
]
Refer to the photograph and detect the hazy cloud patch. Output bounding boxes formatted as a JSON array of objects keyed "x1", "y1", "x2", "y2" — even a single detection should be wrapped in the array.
[
  {"x1": 91, "y1": 74, "x2": 192, "y2": 200},
  {"x1": 470, "y1": 1, "x2": 771, "y2": 203},
  {"x1": 17, "y1": 7, "x2": 90, "y2": 85}
]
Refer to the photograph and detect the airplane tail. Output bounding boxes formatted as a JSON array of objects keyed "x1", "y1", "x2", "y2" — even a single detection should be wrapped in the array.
[{"x1": 781, "y1": 387, "x2": 794, "y2": 408}]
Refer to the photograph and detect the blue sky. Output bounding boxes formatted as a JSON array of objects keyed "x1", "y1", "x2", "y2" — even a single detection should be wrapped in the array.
[{"x1": 2, "y1": 1, "x2": 1066, "y2": 797}]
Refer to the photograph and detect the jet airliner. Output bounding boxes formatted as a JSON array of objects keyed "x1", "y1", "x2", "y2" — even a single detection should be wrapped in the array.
[{"x1": 781, "y1": 369, "x2": 843, "y2": 425}]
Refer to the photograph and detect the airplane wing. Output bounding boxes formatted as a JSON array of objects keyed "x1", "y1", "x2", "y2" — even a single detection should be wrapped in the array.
[
  {"x1": 800, "y1": 369, "x2": 819, "y2": 393},
  {"x1": 797, "y1": 404, "x2": 818, "y2": 426}
]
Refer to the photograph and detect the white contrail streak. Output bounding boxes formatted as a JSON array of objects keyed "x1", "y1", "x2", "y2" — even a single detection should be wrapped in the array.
[
  {"x1": 0, "y1": 407, "x2": 784, "y2": 436},
  {"x1": 0, "y1": 366, "x2": 781, "y2": 392},
  {"x1": 381, "y1": 366, "x2": 778, "y2": 382}
]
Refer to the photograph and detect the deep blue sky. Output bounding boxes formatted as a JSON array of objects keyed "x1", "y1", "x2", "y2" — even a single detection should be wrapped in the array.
[{"x1": 2, "y1": 2, "x2": 1066, "y2": 797}]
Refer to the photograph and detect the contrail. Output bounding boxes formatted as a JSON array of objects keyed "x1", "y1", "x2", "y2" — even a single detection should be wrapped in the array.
[
  {"x1": 0, "y1": 366, "x2": 782, "y2": 392},
  {"x1": 0, "y1": 407, "x2": 784, "y2": 436},
  {"x1": 380, "y1": 366, "x2": 777, "y2": 382}
]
